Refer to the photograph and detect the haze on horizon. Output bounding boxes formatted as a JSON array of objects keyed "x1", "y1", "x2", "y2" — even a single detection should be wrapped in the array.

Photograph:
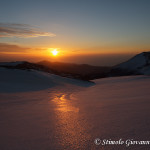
[{"x1": 0, "y1": 0, "x2": 150, "y2": 66}]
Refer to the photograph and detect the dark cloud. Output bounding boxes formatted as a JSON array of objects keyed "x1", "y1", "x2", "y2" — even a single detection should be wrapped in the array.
[{"x1": 0, "y1": 23, "x2": 56, "y2": 38}]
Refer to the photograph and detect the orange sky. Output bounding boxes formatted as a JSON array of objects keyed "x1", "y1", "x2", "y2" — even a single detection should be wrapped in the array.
[{"x1": 0, "y1": 1, "x2": 150, "y2": 65}]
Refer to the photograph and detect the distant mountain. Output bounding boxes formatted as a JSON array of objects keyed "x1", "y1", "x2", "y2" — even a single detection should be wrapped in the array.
[
  {"x1": 0, "y1": 61, "x2": 26, "y2": 66},
  {"x1": 110, "y1": 52, "x2": 150, "y2": 76},
  {"x1": 0, "y1": 61, "x2": 112, "y2": 81},
  {"x1": 1, "y1": 52, "x2": 149, "y2": 81},
  {"x1": 37, "y1": 61, "x2": 112, "y2": 80}
]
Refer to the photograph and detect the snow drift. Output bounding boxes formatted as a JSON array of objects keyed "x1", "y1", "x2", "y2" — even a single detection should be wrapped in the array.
[
  {"x1": 0, "y1": 75, "x2": 150, "y2": 150},
  {"x1": 0, "y1": 68, "x2": 94, "y2": 93}
]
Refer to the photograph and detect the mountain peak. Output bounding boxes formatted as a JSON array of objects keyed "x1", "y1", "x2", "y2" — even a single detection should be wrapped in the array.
[{"x1": 114, "y1": 51, "x2": 150, "y2": 75}]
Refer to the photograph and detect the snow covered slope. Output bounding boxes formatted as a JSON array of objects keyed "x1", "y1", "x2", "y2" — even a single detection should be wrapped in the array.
[
  {"x1": 115, "y1": 52, "x2": 150, "y2": 75},
  {"x1": 0, "y1": 75, "x2": 150, "y2": 150},
  {"x1": 0, "y1": 68, "x2": 93, "y2": 93},
  {"x1": 0, "y1": 61, "x2": 25, "y2": 66}
]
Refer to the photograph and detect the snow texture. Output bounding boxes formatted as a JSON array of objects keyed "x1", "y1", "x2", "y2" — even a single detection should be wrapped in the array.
[
  {"x1": 0, "y1": 68, "x2": 93, "y2": 93},
  {"x1": 0, "y1": 68, "x2": 150, "y2": 150}
]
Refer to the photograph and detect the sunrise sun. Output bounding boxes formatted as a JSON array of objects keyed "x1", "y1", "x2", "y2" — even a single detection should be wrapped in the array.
[{"x1": 51, "y1": 49, "x2": 58, "y2": 56}]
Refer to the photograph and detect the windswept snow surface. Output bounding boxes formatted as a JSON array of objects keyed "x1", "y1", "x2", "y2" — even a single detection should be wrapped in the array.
[
  {"x1": 0, "y1": 68, "x2": 93, "y2": 92},
  {"x1": 0, "y1": 69, "x2": 150, "y2": 150}
]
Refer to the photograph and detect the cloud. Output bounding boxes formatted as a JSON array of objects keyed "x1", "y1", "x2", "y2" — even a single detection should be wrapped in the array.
[
  {"x1": 0, "y1": 43, "x2": 46, "y2": 54},
  {"x1": 0, "y1": 43, "x2": 28, "y2": 52},
  {"x1": 0, "y1": 23, "x2": 56, "y2": 38}
]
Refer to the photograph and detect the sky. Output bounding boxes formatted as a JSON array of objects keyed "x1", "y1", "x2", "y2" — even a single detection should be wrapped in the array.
[{"x1": 0, "y1": 0, "x2": 150, "y2": 66}]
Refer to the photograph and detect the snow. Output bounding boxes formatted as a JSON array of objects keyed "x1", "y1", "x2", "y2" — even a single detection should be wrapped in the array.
[
  {"x1": 116, "y1": 53, "x2": 147, "y2": 70},
  {"x1": 0, "y1": 68, "x2": 150, "y2": 150},
  {"x1": 116, "y1": 52, "x2": 150, "y2": 75},
  {"x1": 141, "y1": 65, "x2": 150, "y2": 75},
  {"x1": 0, "y1": 61, "x2": 25, "y2": 66},
  {"x1": 0, "y1": 68, "x2": 93, "y2": 93}
]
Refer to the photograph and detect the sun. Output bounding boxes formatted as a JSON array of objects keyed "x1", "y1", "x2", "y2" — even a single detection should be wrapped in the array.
[{"x1": 51, "y1": 49, "x2": 58, "y2": 56}]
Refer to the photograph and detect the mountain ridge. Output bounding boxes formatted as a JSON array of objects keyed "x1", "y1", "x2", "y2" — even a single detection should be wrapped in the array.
[
  {"x1": 110, "y1": 52, "x2": 150, "y2": 76},
  {"x1": 0, "y1": 52, "x2": 150, "y2": 80}
]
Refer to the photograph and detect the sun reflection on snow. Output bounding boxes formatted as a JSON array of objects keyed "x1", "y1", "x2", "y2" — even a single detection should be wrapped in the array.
[
  {"x1": 52, "y1": 92, "x2": 90, "y2": 149},
  {"x1": 52, "y1": 93, "x2": 79, "y2": 113}
]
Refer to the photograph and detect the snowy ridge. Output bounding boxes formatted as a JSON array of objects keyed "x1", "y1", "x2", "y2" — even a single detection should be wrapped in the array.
[
  {"x1": 115, "y1": 52, "x2": 150, "y2": 75},
  {"x1": 0, "y1": 68, "x2": 94, "y2": 93},
  {"x1": 0, "y1": 61, "x2": 25, "y2": 66}
]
